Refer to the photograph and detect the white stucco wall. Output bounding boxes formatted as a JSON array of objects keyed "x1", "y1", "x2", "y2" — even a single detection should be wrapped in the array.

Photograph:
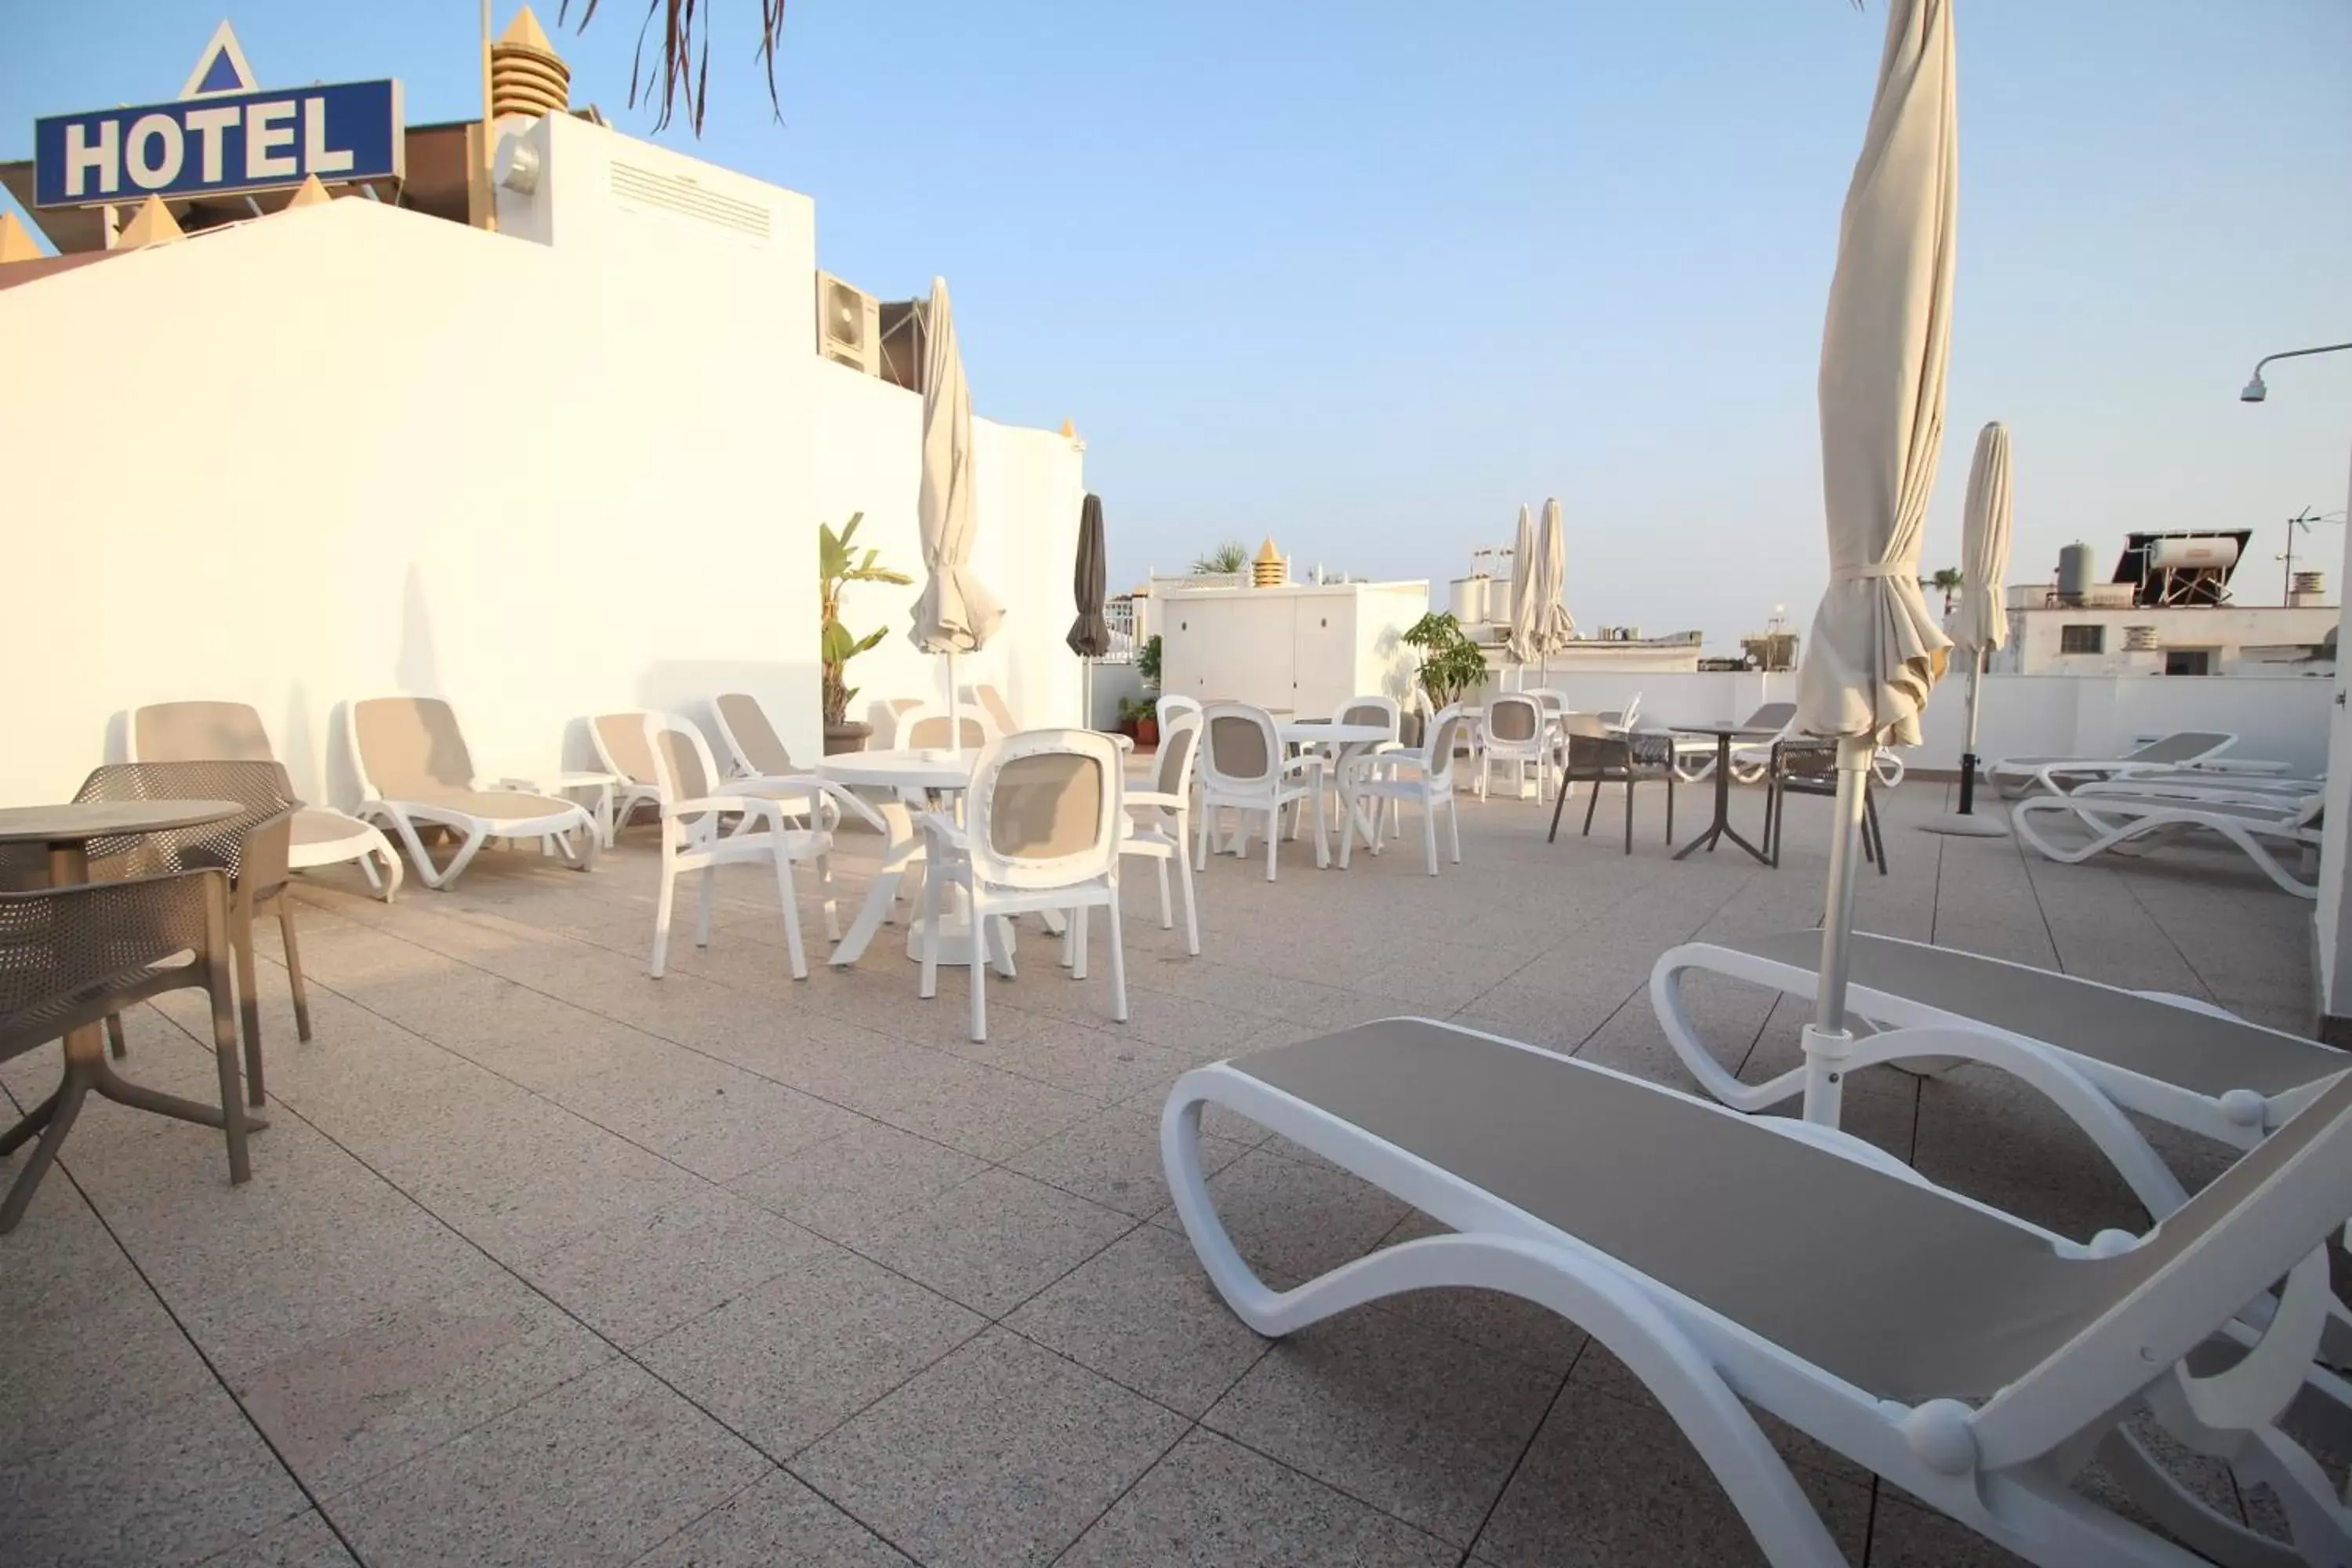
[{"x1": 0, "y1": 114, "x2": 1084, "y2": 808}]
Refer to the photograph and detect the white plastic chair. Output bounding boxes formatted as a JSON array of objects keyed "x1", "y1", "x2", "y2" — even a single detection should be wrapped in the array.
[
  {"x1": 1478, "y1": 692, "x2": 1551, "y2": 802},
  {"x1": 1155, "y1": 693, "x2": 1203, "y2": 738},
  {"x1": 891, "y1": 702, "x2": 994, "y2": 751},
  {"x1": 1196, "y1": 702, "x2": 1327, "y2": 881},
  {"x1": 641, "y1": 712, "x2": 876, "y2": 980},
  {"x1": 1337, "y1": 705, "x2": 1466, "y2": 875},
  {"x1": 917, "y1": 729, "x2": 1127, "y2": 1041},
  {"x1": 1121, "y1": 710, "x2": 1202, "y2": 954}
]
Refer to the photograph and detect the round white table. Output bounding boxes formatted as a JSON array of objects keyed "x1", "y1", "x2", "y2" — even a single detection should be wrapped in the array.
[
  {"x1": 1267, "y1": 720, "x2": 1396, "y2": 862},
  {"x1": 814, "y1": 748, "x2": 1004, "y2": 967}
]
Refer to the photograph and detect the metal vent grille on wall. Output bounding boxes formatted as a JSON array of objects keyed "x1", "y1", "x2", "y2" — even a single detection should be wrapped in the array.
[{"x1": 607, "y1": 162, "x2": 772, "y2": 242}]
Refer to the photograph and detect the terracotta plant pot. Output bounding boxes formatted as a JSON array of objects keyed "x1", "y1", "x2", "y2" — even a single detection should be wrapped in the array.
[
  {"x1": 1136, "y1": 718, "x2": 1160, "y2": 749},
  {"x1": 822, "y1": 720, "x2": 873, "y2": 756}
]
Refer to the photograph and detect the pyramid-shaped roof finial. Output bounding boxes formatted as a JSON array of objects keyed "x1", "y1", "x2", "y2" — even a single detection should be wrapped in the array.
[
  {"x1": 499, "y1": 5, "x2": 556, "y2": 51},
  {"x1": 0, "y1": 211, "x2": 45, "y2": 263},
  {"x1": 118, "y1": 195, "x2": 184, "y2": 249}
]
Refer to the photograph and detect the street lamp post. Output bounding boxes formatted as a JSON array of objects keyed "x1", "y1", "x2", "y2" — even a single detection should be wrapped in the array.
[{"x1": 2241, "y1": 342, "x2": 2352, "y2": 404}]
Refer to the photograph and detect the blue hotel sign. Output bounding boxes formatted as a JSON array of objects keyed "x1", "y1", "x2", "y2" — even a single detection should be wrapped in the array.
[{"x1": 33, "y1": 23, "x2": 401, "y2": 209}]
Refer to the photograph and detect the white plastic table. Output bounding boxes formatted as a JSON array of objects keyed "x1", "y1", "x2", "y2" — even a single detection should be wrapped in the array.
[
  {"x1": 814, "y1": 748, "x2": 1006, "y2": 967},
  {"x1": 1275, "y1": 720, "x2": 1393, "y2": 860}
]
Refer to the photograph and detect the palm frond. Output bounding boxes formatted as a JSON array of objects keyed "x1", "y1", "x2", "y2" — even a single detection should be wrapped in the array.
[{"x1": 557, "y1": 0, "x2": 788, "y2": 134}]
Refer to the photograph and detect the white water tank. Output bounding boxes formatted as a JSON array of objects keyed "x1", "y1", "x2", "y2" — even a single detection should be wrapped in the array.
[
  {"x1": 1448, "y1": 576, "x2": 1491, "y2": 624},
  {"x1": 2147, "y1": 535, "x2": 2241, "y2": 572}
]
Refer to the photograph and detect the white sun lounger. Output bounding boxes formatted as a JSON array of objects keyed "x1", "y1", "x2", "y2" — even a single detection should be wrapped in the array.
[
  {"x1": 1652, "y1": 931, "x2": 2343, "y2": 1156},
  {"x1": 1165, "y1": 1017, "x2": 2352, "y2": 1567},
  {"x1": 131, "y1": 699, "x2": 406, "y2": 900},
  {"x1": 347, "y1": 697, "x2": 599, "y2": 891},
  {"x1": 1989, "y1": 731, "x2": 2252, "y2": 799},
  {"x1": 2014, "y1": 789, "x2": 2322, "y2": 898}
]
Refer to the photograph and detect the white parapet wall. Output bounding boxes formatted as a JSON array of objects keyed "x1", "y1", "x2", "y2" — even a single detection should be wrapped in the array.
[
  {"x1": 1479, "y1": 669, "x2": 2332, "y2": 779},
  {"x1": 0, "y1": 112, "x2": 1084, "y2": 808}
]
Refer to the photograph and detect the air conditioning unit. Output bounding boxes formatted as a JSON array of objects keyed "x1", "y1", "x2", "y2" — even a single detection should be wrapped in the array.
[{"x1": 815, "y1": 270, "x2": 879, "y2": 374}]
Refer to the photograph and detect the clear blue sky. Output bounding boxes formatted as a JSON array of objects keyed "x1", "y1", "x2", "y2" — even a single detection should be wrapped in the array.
[{"x1": 7, "y1": 2, "x2": 2347, "y2": 646}]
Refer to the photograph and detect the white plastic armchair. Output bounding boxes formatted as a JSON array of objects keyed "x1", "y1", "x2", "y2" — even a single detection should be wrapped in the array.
[
  {"x1": 1123, "y1": 710, "x2": 1202, "y2": 954},
  {"x1": 1196, "y1": 702, "x2": 1327, "y2": 880},
  {"x1": 1478, "y1": 693, "x2": 1552, "y2": 802},
  {"x1": 917, "y1": 728, "x2": 1128, "y2": 1041},
  {"x1": 641, "y1": 711, "x2": 884, "y2": 980},
  {"x1": 1155, "y1": 694, "x2": 1203, "y2": 738},
  {"x1": 1337, "y1": 706, "x2": 1467, "y2": 875}
]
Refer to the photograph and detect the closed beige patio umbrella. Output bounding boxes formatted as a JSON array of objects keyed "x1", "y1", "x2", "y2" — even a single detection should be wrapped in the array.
[
  {"x1": 908, "y1": 277, "x2": 1001, "y2": 753},
  {"x1": 1502, "y1": 503, "x2": 1537, "y2": 681},
  {"x1": 1794, "y1": 0, "x2": 1957, "y2": 1124},
  {"x1": 1922, "y1": 420, "x2": 2012, "y2": 837},
  {"x1": 1529, "y1": 496, "x2": 1577, "y2": 679}
]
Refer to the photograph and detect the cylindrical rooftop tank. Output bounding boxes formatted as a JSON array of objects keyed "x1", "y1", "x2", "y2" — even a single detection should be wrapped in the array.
[
  {"x1": 1448, "y1": 576, "x2": 1490, "y2": 624},
  {"x1": 2057, "y1": 542, "x2": 2096, "y2": 602},
  {"x1": 2146, "y1": 535, "x2": 2241, "y2": 572}
]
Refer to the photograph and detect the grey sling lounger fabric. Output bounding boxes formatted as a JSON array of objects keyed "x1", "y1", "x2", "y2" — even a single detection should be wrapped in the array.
[{"x1": 1230, "y1": 1018, "x2": 2350, "y2": 1404}]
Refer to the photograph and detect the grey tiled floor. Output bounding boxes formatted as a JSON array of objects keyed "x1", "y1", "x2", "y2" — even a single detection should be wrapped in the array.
[{"x1": 0, "y1": 771, "x2": 2315, "y2": 1566}]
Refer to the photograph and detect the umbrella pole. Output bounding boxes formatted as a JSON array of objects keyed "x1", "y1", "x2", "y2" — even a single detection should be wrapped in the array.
[
  {"x1": 1957, "y1": 648, "x2": 1984, "y2": 815},
  {"x1": 1919, "y1": 647, "x2": 2005, "y2": 837},
  {"x1": 1801, "y1": 735, "x2": 1873, "y2": 1126},
  {"x1": 948, "y1": 652, "x2": 963, "y2": 756}
]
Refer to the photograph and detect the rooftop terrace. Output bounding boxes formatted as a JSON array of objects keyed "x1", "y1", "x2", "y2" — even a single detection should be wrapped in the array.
[{"x1": 2, "y1": 775, "x2": 2314, "y2": 1567}]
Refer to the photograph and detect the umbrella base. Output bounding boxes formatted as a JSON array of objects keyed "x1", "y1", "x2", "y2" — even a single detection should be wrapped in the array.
[
  {"x1": 1917, "y1": 812, "x2": 2008, "y2": 838},
  {"x1": 904, "y1": 912, "x2": 1018, "y2": 969}
]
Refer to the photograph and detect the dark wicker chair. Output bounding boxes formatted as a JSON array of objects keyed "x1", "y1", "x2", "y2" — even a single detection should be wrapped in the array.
[
  {"x1": 1764, "y1": 739, "x2": 1886, "y2": 874},
  {"x1": 74, "y1": 761, "x2": 305, "y2": 1105},
  {"x1": 0, "y1": 869, "x2": 252, "y2": 1232},
  {"x1": 1548, "y1": 715, "x2": 1676, "y2": 853}
]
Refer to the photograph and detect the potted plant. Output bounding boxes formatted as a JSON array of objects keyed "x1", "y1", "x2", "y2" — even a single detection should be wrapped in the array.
[
  {"x1": 1400, "y1": 611, "x2": 1490, "y2": 710},
  {"x1": 1130, "y1": 633, "x2": 1165, "y2": 746},
  {"x1": 820, "y1": 511, "x2": 912, "y2": 754},
  {"x1": 1117, "y1": 695, "x2": 1160, "y2": 749}
]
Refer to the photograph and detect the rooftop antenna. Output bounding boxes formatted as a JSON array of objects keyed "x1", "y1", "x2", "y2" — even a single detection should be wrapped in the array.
[{"x1": 2275, "y1": 506, "x2": 2346, "y2": 604}]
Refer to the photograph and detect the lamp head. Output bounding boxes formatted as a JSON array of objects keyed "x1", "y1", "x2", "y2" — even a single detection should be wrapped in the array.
[{"x1": 2241, "y1": 374, "x2": 2268, "y2": 403}]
